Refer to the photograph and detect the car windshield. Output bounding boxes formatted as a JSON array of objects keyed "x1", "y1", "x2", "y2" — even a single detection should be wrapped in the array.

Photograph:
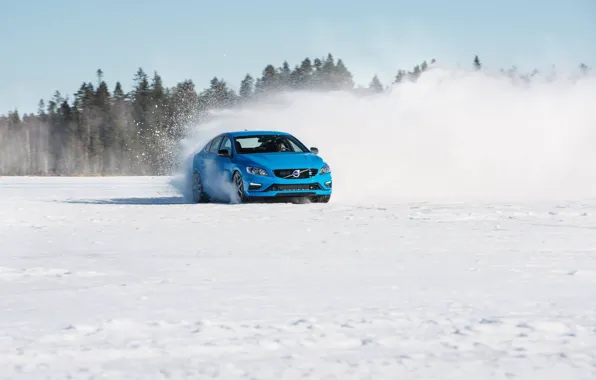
[{"x1": 233, "y1": 134, "x2": 309, "y2": 154}]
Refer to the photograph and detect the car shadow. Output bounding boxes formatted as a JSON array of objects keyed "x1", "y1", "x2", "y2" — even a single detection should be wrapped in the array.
[
  {"x1": 63, "y1": 196, "x2": 189, "y2": 205},
  {"x1": 62, "y1": 195, "x2": 316, "y2": 206}
]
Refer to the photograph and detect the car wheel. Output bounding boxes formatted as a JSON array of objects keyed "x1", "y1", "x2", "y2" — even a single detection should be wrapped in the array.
[
  {"x1": 311, "y1": 195, "x2": 331, "y2": 203},
  {"x1": 192, "y1": 171, "x2": 208, "y2": 203},
  {"x1": 232, "y1": 171, "x2": 247, "y2": 203}
]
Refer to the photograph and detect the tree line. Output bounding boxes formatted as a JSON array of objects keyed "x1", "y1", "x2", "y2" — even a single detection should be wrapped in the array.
[{"x1": 0, "y1": 54, "x2": 591, "y2": 176}]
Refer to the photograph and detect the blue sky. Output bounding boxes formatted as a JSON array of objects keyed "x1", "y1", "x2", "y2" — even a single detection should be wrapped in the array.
[{"x1": 1, "y1": 0, "x2": 594, "y2": 114}]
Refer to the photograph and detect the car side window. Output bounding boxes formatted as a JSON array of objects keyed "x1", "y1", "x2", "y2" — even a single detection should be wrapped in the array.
[
  {"x1": 220, "y1": 136, "x2": 232, "y2": 153},
  {"x1": 208, "y1": 136, "x2": 223, "y2": 153}
]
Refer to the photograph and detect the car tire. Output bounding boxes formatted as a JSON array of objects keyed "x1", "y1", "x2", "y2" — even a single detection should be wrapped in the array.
[
  {"x1": 232, "y1": 171, "x2": 248, "y2": 203},
  {"x1": 192, "y1": 171, "x2": 208, "y2": 203},
  {"x1": 311, "y1": 195, "x2": 331, "y2": 203}
]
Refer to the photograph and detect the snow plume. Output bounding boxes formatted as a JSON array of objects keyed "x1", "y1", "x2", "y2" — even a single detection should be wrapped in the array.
[
  {"x1": 172, "y1": 66, "x2": 596, "y2": 204},
  {"x1": 202, "y1": 158, "x2": 240, "y2": 203},
  {"x1": 169, "y1": 111, "x2": 242, "y2": 203}
]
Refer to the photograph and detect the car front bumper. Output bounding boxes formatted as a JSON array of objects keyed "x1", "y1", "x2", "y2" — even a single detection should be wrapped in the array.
[{"x1": 242, "y1": 172, "x2": 332, "y2": 198}]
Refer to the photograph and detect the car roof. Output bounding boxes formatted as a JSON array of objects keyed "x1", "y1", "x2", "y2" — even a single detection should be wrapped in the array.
[{"x1": 226, "y1": 130, "x2": 291, "y2": 138}]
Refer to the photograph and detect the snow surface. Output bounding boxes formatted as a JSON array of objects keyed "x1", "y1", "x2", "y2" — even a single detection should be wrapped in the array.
[{"x1": 1, "y1": 176, "x2": 596, "y2": 379}]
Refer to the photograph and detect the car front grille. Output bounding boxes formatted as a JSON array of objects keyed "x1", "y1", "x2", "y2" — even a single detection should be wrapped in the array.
[
  {"x1": 265, "y1": 183, "x2": 322, "y2": 192},
  {"x1": 273, "y1": 168, "x2": 318, "y2": 179}
]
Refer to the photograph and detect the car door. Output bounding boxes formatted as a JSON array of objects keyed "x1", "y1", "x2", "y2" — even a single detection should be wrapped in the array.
[
  {"x1": 215, "y1": 135, "x2": 234, "y2": 181},
  {"x1": 202, "y1": 135, "x2": 224, "y2": 193},
  {"x1": 194, "y1": 138, "x2": 214, "y2": 173}
]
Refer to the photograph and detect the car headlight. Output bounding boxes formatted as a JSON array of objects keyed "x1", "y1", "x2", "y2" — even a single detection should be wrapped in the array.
[
  {"x1": 246, "y1": 166, "x2": 269, "y2": 176},
  {"x1": 320, "y1": 164, "x2": 331, "y2": 174}
]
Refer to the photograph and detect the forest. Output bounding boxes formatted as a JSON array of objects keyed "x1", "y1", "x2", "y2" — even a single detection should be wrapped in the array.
[{"x1": 0, "y1": 54, "x2": 590, "y2": 176}]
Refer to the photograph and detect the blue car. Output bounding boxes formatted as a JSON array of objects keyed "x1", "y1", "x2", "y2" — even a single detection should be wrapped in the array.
[{"x1": 191, "y1": 130, "x2": 332, "y2": 203}]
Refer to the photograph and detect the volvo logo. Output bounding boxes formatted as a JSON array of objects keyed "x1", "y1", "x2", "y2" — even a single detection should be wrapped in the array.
[{"x1": 292, "y1": 170, "x2": 301, "y2": 178}]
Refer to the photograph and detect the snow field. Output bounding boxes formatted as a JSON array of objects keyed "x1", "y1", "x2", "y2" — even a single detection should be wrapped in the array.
[{"x1": 1, "y1": 176, "x2": 596, "y2": 379}]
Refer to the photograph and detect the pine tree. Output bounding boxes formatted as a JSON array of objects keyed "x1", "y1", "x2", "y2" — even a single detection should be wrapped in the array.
[
  {"x1": 408, "y1": 65, "x2": 421, "y2": 82},
  {"x1": 320, "y1": 53, "x2": 335, "y2": 89},
  {"x1": 334, "y1": 59, "x2": 354, "y2": 90},
  {"x1": 239, "y1": 74, "x2": 254, "y2": 101},
  {"x1": 279, "y1": 61, "x2": 291, "y2": 89},
  {"x1": 131, "y1": 67, "x2": 151, "y2": 136},
  {"x1": 394, "y1": 70, "x2": 406, "y2": 84},
  {"x1": 95, "y1": 69, "x2": 113, "y2": 173},
  {"x1": 474, "y1": 55, "x2": 481, "y2": 70},
  {"x1": 289, "y1": 59, "x2": 308, "y2": 89},
  {"x1": 368, "y1": 75, "x2": 384, "y2": 93},
  {"x1": 258, "y1": 64, "x2": 279, "y2": 94}
]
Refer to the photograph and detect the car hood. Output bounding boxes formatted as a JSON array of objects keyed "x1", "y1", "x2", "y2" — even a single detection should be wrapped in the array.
[{"x1": 241, "y1": 153, "x2": 324, "y2": 170}]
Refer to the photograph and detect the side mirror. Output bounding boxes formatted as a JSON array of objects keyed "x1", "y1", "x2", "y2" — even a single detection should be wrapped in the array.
[
  {"x1": 217, "y1": 148, "x2": 231, "y2": 157},
  {"x1": 310, "y1": 147, "x2": 319, "y2": 155}
]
